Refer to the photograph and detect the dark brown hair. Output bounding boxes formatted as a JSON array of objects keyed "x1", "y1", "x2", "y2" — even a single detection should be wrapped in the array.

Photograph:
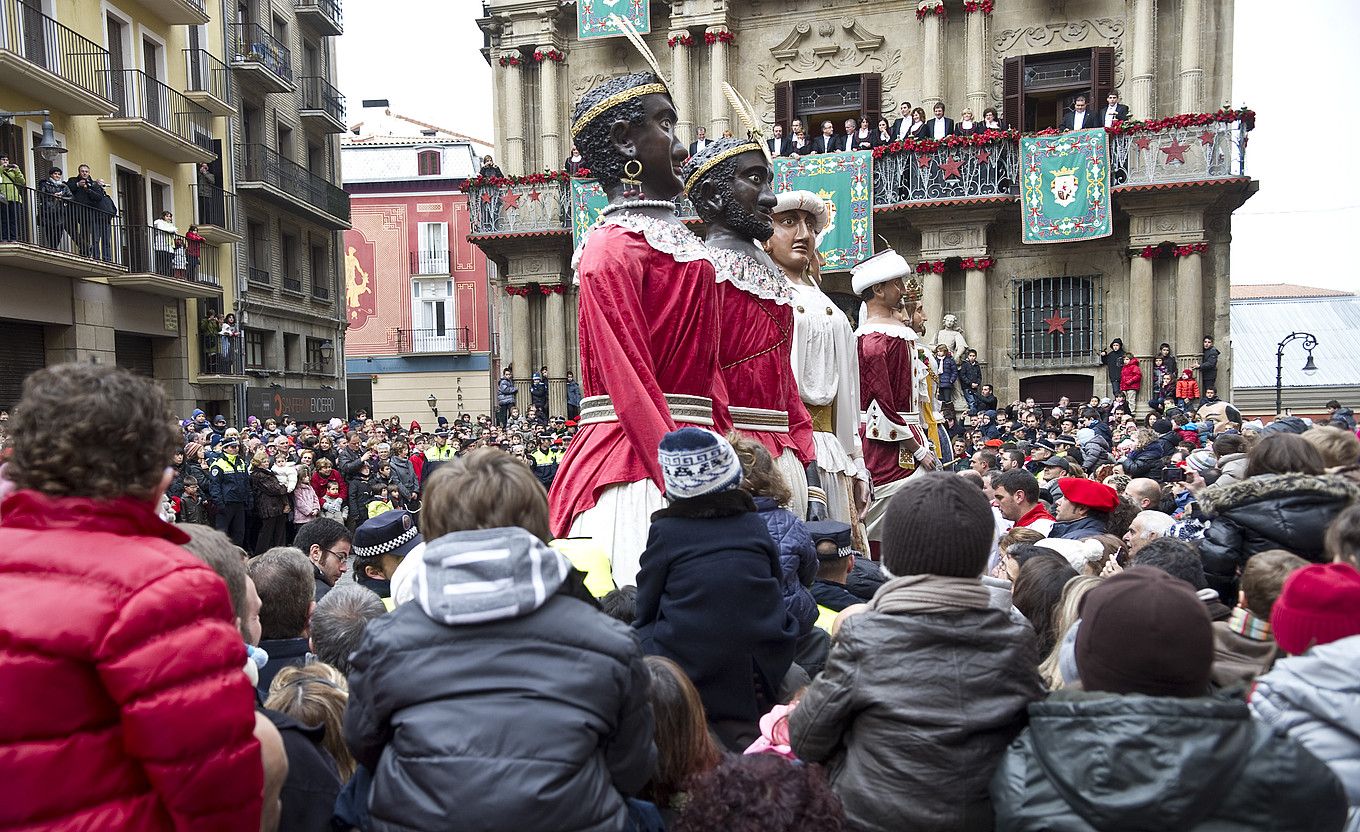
[
  {"x1": 730, "y1": 432, "x2": 792, "y2": 507},
  {"x1": 1245, "y1": 433, "x2": 1325, "y2": 477},
  {"x1": 248, "y1": 547, "x2": 314, "y2": 640},
  {"x1": 1012, "y1": 553, "x2": 1079, "y2": 656},
  {"x1": 421, "y1": 447, "x2": 550, "y2": 542},
  {"x1": 641, "y1": 656, "x2": 722, "y2": 809},
  {"x1": 674, "y1": 754, "x2": 845, "y2": 832},
  {"x1": 1325, "y1": 504, "x2": 1360, "y2": 570},
  {"x1": 7, "y1": 364, "x2": 180, "y2": 500}
]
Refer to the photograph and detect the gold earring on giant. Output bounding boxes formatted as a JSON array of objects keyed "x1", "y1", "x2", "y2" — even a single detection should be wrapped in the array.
[{"x1": 621, "y1": 159, "x2": 644, "y2": 196}]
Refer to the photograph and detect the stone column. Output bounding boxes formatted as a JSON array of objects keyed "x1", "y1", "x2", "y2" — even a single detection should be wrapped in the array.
[
  {"x1": 669, "y1": 30, "x2": 693, "y2": 141},
  {"x1": 706, "y1": 25, "x2": 730, "y2": 136},
  {"x1": 964, "y1": 268, "x2": 988, "y2": 365},
  {"x1": 1128, "y1": 253, "x2": 1154, "y2": 359},
  {"x1": 501, "y1": 53, "x2": 525, "y2": 175},
  {"x1": 1175, "y1": 251, "x2": 1203, "y2": 358},
  {"x1": 537, "y1": 46, "x2": 562, "y2": 170},
  {"x1": 509, "y1": 290, "x2": 531, "y2": 380},
  {"x1": 544, "y1": 286, "x2": 568, "y2": 415},
  {"x1": 964, "y1": 7, "x2": 988, "y2": 119},
  {"x1": 923, "y1": 273, "x2": 944, "y2": 345},
  {"x1": 1128, "y1": 0, "x2": 1156, "y2": 119},
  {"x1": 1178, "y1": 0, "x2": 1203, "y2": 113},
  {"x1": 919, "y1": 1, "x2": 945, "y2": 111}
]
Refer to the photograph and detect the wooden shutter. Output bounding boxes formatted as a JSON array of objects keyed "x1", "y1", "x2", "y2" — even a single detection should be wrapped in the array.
[
  {"x1": 1003, "y1": 56, "x2": 1023, "y2": 132},
  {"x1": 773, "y1": 81, "x2": 793, "y2": 131},
  {"x1": 1091, "y1": 47, "x2": 1115, "y2": 112},
  {"x1": 0, "y1": 322, "x2": 45, "y2": 410},
  {"x1": 859, "y1": 73, "x2": 882, "y2": 127}
]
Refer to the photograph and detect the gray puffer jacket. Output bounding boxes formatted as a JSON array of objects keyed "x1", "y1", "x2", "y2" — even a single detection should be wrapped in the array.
[
  {"x1": 344, "y1": 527, "x2": 655, "y2": 832},
  {"x1": 789, "y1": 596, "x2": 1043, "y2": 832},
  {"x1": 992, "y1": 690, "x2": 1349, "y2": 831},
  {"x1": 1251, "y1": 635, "x2": 1360, "y2": 830}
]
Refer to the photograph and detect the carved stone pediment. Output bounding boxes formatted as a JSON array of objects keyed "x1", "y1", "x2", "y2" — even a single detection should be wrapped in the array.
[
  {"x1": 990, "y1": 18, "x2": 1125, "y2": 105},
  {"x1": 756, "y1": 19, "x2": 899, "y2": 118}
]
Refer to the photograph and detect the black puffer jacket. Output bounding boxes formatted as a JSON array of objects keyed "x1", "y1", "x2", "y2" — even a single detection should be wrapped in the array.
[
  {"x1": 991, "y1": 690, "x2": 1348, "y2": 831},
  {"x1": 344, "y1": 527, "x2": 655, "y2": 832},
  {"x1": 1197, "y1": 473, "x2": 1360, "y2": 604},
  {"x1": 1121, "y1": 431, "x2": 1177, "y2": 479}
]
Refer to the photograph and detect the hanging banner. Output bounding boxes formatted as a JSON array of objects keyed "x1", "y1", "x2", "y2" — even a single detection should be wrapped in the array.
[
  {"x1": 1020, "y1": 128, "x2": 1112, "y2": 244},
  {"x1": 570, "y1": 178, "x2": 610, "y2": 251},
  {"x1": 577, "y1": 0, "x2": 650, "y2": 40},
  {"x1": 772, "y1": 150, "x2": 873, "y2": 273}
]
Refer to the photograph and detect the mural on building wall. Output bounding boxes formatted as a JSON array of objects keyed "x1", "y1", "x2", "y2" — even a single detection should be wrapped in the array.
[{"x1": 345, "y1": 238, "x2": 376, "y2": 328}]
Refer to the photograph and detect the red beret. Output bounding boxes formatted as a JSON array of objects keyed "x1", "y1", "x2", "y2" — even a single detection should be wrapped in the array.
[
  {"x1": 983, "y1": 438, "x2": 1004, "y2": 448},
  {"x1": 1057, "y1": 477, "x2": 1119, "y2": 512}
]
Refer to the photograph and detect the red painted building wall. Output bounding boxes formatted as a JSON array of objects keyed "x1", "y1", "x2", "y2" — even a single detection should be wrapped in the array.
[{"x1": 343, "y1": 192, "x2": 489, "y2": 356}]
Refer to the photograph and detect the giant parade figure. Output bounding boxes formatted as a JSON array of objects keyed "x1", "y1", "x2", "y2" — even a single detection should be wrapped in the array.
[
  {"x1": 681, "y1": 131, "x2": 817, "y2": 517},
  {"x1": 547, "y1": 41, "x2": 731, "y2": 585},
  {"x1": 762, "y1": 190, "x2": 871, "y2": 549},
  {"x1": 853, "y1": 250, "x2": 939, "y2": 548}
]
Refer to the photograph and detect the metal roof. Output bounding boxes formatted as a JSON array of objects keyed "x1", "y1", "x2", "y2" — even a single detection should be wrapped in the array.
[{"x1": 1230, "y1": 294, "x2": 1360, "y2": 388}]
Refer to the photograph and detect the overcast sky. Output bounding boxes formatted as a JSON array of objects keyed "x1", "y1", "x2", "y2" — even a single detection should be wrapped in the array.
[{"x1": 337, "y1": 1, "x2": 1359, "y2": 291}]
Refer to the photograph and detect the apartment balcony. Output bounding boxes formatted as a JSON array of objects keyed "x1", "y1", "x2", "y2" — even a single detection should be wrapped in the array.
[
  {"x1": 298, "y1": 75, "x2": 346, "y2": 133},
  {"x1": 192, "y1": 183, "x2": 243, "y2": 245},
  {"x1": 0, "y1": 185, "x2": 127, "y2": 277},
  {"x1": 396, "y1": 326, "x2": 472, "y2": 355},
  {"x1": 198, "y1": 332, "x2": 248, "y2": 382},
  {"x1": 236, "y1": 142, "x2": 351, "y2": 230},
  {"x1": 123, "y1": 0, "x2": 208, "y2": 26},
  {"x1": 468, "y1": 180, "x2": 571, "y2": 236},
  {"x1": 230, "y1": 22, "x2": 293, "y2": 94},
  {"x1": 294, "y1": 0, "x2": 342, "y2": 36},
  {"x1": 282, "y1": 272, "x2": 304, "y2": 295},
  {"x1": 182, "y1": 47, "x2": 234, "y2": 116},
  {"x1": 1111, "y1": 120, "x2": 1248, "y2": 188},
  {"x1": 100, "y1": 224, "x2": 222, "y2": 299},
  {"x1": 246, "y1": 266, "x2": 272, "y2": 290},
  {"x1": 99, "y1": 69, "x2": 215, "y2": 164},
  {"x1": 410, "y1": 249, "x2": 450, "y2": 276},
  {"x1": 0, "y1": 0, "x2": 116, "y2": 115}
]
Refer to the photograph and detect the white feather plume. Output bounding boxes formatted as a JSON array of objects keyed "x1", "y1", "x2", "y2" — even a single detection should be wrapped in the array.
[
  {"x1": 608, "y1": 14, "x2": 666, "y2": 85},
  {"x1": 722, "y1": 82, "x2": 773, "y2": 165}
]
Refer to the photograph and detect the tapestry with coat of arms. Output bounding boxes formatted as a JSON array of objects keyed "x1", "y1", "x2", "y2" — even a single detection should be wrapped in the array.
[
  {"x1": 577, "y1": 0, "x2": 650, "y2": 40},
  {"x1": 1019, "y1": 128, "x2": 1112, "y2": 244},
  {"x1": 772, "y1": 150, "x2": 874, "y2": 272}
]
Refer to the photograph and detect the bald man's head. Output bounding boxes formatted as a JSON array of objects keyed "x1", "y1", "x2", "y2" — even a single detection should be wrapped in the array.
[{"x1": 1125, "y1": 478, "x2": 1162, "y2": 511}]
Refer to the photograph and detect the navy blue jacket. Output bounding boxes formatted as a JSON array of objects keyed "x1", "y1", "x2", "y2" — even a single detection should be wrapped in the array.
[
  {"x1": 207, "y1": 453, "x2": 253, "y2": 508},
  {"x1": 753, "y1": 497, "x2": 819, "y2": 636}
]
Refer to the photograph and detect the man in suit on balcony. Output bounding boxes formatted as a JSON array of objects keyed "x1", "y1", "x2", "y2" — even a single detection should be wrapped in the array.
[
  {"x1": 812, "y1": 120, "x2": 838, "y2": 154},
  {"x1": 766, "y1": 123, "x2": 792, "y2": 157},
  {"x1": 1062, "y1": 95, "x2": 1095, "y2": 131},
  {"x1": 1101, "y1": 91, "x2": 1131, "y2": 127},
  {"x1": 689, "y1": 127, "x2": 710, "y2": 158},
  {"x1": 891, "y1": 100, "x2": 915, "y2": 141},
  {"x1": 926, "y1": 102, "x2": 954, "y2": 140}
]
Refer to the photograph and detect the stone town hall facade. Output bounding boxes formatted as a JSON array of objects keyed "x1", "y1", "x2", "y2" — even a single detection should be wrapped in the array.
[{"x1": 470, "y1": 0, "x2": 1252, "y2": 411}]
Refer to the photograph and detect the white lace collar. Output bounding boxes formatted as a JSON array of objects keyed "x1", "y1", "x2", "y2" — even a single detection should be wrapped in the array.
[
  {"x1": 708, "y1": 247, "x2": 794, "y2": 306},
  {"x1": 854, "y1": 322, "x2": 917, "y2": 342},
  {"x1": 572, "y1": 211, "x2": 708, "y2": 272}
]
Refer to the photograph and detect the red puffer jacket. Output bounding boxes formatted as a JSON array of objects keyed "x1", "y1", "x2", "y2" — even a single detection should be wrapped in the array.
[{"x1": 0, "y1": 490, "x2": 262, "y2": 830}]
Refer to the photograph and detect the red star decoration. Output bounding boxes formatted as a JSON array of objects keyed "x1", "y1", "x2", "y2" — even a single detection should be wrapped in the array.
[
  {"x1": 528, "y1": 189, "x2": 542, "y2": 202},
  {"x1": 976, "y1": 148, "x2": 989, "y2": 163},
  {"x1": 1161, "y1": 139, "x2": 1190, "y2": 164},
  {"x1": 939, "y1": 156, "x2": 964, "y2": 179},
  {"x1": 1043, "y1": 310, "x2": 1070, "y2": 335},
  {"x1": 1198, "y1": 130, "x2": 1216, "y2": 146},
  {"x1": 917, "y1": 154, "x2": 933, "y2": 169},
  {"x1": 502, "y1": 191, "x2": 521, "y2": 208},
  {"x1": 1134, "y1": 136, "x2": 1153, "y2": 152},
  {"x1": 481, "y1": 191, "x2": 492, "y2": 204}
]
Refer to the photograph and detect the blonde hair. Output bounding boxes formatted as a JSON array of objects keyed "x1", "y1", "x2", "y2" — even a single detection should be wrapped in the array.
[
  {"x1": 421, "y1": 447, "x2": 551, "y2": 542},
  {"x1": 265, "y1": 663, "x2": 355, "y2": 779},
  {"x1": 1302, "y1": 425, "x2": 1360, "y2": 469},
  {"x1": 251, "y1": 450, "x2": 271, "y2": 468},
  {"x1": 1038, "y1": 575, "x2": 1102, "y2": 690},
  {"x1": 729, "y1": 432, "x2": 792, "y2": 507}
]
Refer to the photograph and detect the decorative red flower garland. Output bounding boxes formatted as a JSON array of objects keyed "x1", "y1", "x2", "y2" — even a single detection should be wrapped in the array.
[
  {"x1": 463, "y1": 169, "x2": 572, "y2": 191},
  {"x1": 916, "y1": 3, "x2": 946, "y2": 21},
  {"x1": 915, "y1": 256, "x2": 998, "y2": 274},
  {"x1": 667, "y1": 33, "x2": 695, "y2": 48},
  {"x1": 960, "y1": 257, "x2": 996, "y2": 270},
  {"x1": 533, "y1": 48, "x2": 565, "y2": 64},
  {"x1": 497, "y1": 54, "x2": 521, "y2": 68},
  {"x1": 872, "y1": 129, "x2": 1018, "y2": 159},
  {"x1": 505, "y1": 283, "x2": 567, "y2": 297},
  {"x1": 1138, "y1": 242, "x2": 1208, "y2": 259},
  {"x1": 1108, "y1": 106, "x2": 1256, "y2": 134},
  {"x1": 916, "y1": 261, "x2": 947, "y2": 274},
  {"x1": 963, "y1": 0, "x2": 994, "y2": 13},
  {"x1": 703, "y1": 31, "x2": 735, "y2": 46}
]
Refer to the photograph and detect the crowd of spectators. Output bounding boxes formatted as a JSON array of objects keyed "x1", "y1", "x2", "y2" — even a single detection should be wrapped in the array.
[{"x1": 0, "y1": 362, "x2": 1357, "y2": 832}]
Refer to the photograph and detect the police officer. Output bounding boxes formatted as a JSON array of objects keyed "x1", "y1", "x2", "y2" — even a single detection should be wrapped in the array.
[{"x1": 208, "y1": 435, "x2": 253, "y2": 546}]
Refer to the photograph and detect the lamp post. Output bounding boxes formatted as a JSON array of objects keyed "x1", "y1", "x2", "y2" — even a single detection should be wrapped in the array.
[
  {"x1": 0, "y1": 110, "x2": 67, "y2": 165},
  {"x1": 1274, "y1": 331, "x2": 1319, "y2": 416},
  {"x1": 427, "y1": 393, "x2": 438, "y2": 419}
]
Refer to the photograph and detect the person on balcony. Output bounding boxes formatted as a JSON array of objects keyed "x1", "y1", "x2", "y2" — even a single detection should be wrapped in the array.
[
  {"x1": 186, "y1": 224, "x2": 206, "y2": 282},
  {"x1": 220, "y1": 312, "x2": 240, "y2": 372},
  {"x1": 872, "y1": 117, "x2": 893, "y2": 149},
  {"x1": 766, "y1": 123, "x2": 792, "y2": 158},
  {"x1": 1062, "y1": 95, "x2": 1094, "y2": 131},
  {"x1": 0, "y1": 154, "x2": 25, "y2": 242},
  {"x1": 67, "y1": 165, "x2": 104, "y2": 258},
  {"x1": 982, "y1": 107, "x2": 1008, "y2": 132},
  {"x1": 37, "y1": 167, "x2": 72, "y2": 251},
  {"x1": 93, "y1": 184, "x2": 117, "y2": 262},
  {"x1": 953, "y1": 109, "x2": 980, "y2": 136},
  {"x1": 906, "y1": 107, "x2": 930, "y2": 139},
  {"x1": 197, "y1": 162, "x2": 220, "y2": 226},
  {"x1": 1102, "y1": 91, "x2": 1131, "y2": 127},
  {"x1": 688, "y1": 126, "x2": 710, "y2": 158},
  {"x1": 851, "y1": 117, "x2": 874, "y2": 151},
  {"x1": 812, "y1": 120, "x2": 838, "y2": 154},
  {"x1": 531, "y1": 369, "x2": 549, "y2": 420},
  {"x1": 927, "y1": 102, "x2": 955, "y2": 140},
  {"x1": 564, "y1": 145, "x2": 586, "y2": 176},
  {"x1": 153, "y1": 210, "x2": 178, "y2": 276},
  {"x1": 891, "y1": 100, "x2": 915, "y2": 141},
  {"x1": 788, "y1": 119, "x2": 812, "y2": 157},
  {"x1": 496, "y1": 368, "x2": 517, "y2": 427}
]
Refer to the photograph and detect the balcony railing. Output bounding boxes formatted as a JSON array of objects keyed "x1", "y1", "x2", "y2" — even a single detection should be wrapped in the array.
[
  {"x1": 282, "y1": 273, "x2": 303, "y2": 293},
  {"x1": 237, "y1": 142, "x2": 351, "y2": 223},
  {"x1": 299, "y1": 75, "x2": 345, "y2": 123},
  {"x1": 125, "y1": 223, "x2": 220, "y2": 287},
  {"x1": 231, "y1": 22, "x2": 292, "y2": 84},
  {"x1": 183, "y1": 47, "x2": 231, "y2": 102},
  {"x1": 410, "y1": 249, "x2": 450, "y2": 275},
  {"x1": 468, "y1": 120, "x2": 1253, "y2": 236},
  {"x1": 247, "y1": 266, "x2": 272, "y2": 288},
  {"x1": 396, "y1": 326, "x2": 472, "y2": 354},
  {"x1": 0, "y1": 184, "x2": 126, "y2": 264},
  {"x1": 294, "y1": 0, "x2": 342, "y2": 34},
  {"x1": 103, "y1": 68, "x2": 213, "y2": 151},
  {"x1": 311, "y1": 277, "x2": 330, "y2": 300},
  {"x1": 200, "y1": 332, "x2": 244, "y2": 376},
  {"x1": 0, "y1": 0, "x2": 112, "y2": 104},
  {"x1": 193, "y1": 182, "x2": 234, "y2": 229}
]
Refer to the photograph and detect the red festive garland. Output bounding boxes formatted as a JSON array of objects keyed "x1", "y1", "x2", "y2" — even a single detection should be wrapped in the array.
[
  {"x1": 505, "y1": 283, "x2": 567, "y2": 297},
  {"x1": 463, "y1": 169, "x2": 572, "y2": 191},
  {"x1": 963, "y1": 0, "x2": 994, "y2": 12},
  {"x1": 667, "y1": 33, "x2": 695, "y2": 48},
  {"x1": 497, "y1": 54, "x2": 521, "y2": 68},
  {"x1": 1138, "y1": 242, "x2": 1209, "y2": 259},
  {"x1": 1108, "y1": 106, "x2": 1255, "y2": 134},
  {"x1": 703, "y1": 31, "x2": 735, "y2": 45},
  {"x1": 916, "y1": 257, "x2": 997, "y2": 274},
  {"x1": 960, "y1": 257, "x2": 996, "y2": 270},
  {"x1": 915, "y1": 261, "x2": 947, "y2": 274},
  {"x1": 533, "y1": 48, "x2": 565, "y2": 64},
  {"x1": 872, "y1": 129, "x2": 1018, "y2": 159},
  {"x1": 505, "y1": 285, "x2": 532, "y2": 296},
  {"x1": 916, "y1": 3, "x2": 946, "y2": 20}
]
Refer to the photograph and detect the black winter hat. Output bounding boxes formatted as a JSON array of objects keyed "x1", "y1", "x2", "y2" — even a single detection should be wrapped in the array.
[{"x1": 881, "y1": 473, "x2": 994, "y2": 578}]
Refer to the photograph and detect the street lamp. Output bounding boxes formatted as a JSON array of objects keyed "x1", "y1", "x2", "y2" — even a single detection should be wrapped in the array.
[
  {"x1": 0, "y1": 110, "x2": 67, "y2": 164},
  {"x1": 1275, "y1": 331, "x2": 1319, "y2": 416},
  {"x1": 427, "y1": 393, "x2": 438, "y2": 418}
]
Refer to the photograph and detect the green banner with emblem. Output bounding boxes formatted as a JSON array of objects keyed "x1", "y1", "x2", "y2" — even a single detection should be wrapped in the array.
[
  {"x1": 570, "y1": 178, "x2": 610, "y2": 251},
  {"x1": 772, "y1": 150, "x2": 874, "y2": 273},
  {"x1": 1020, "y1": 128, "x2": 1112, "y2": 244},
  {"x1": 577, "y1": 0, "x2": 650, "y2": 40}
]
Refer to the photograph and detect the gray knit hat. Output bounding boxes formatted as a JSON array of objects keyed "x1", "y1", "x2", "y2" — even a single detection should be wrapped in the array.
[{"x1": 881, "y1": 473, "x2": 994, "y2": 578}]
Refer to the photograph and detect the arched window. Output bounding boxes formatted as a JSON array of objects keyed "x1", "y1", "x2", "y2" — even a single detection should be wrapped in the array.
[{"x1": 417, "y1": 149, "x2": 441, "y2": 176}]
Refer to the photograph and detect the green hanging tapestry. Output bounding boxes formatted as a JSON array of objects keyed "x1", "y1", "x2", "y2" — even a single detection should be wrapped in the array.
[{"x1": 1020, "y1": 128, "x2": 1112, "y2": 244}]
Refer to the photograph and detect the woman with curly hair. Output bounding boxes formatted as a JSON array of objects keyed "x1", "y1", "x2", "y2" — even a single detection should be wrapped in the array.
[{"x1": 673, "y1": 754, "x2": 845, "y2": 832}]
